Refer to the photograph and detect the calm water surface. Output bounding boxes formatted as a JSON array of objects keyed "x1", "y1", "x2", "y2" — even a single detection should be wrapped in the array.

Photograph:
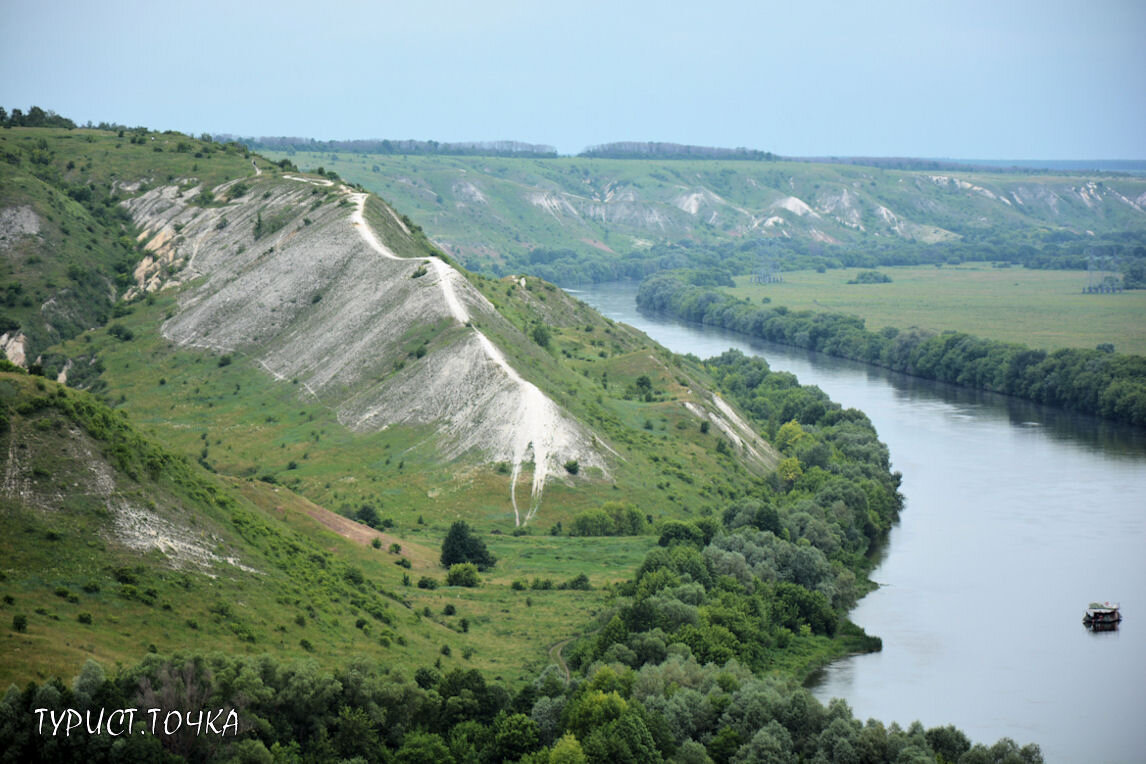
[{"x1": 572, "y1": 281, "x2": 1146, "y2": 763}]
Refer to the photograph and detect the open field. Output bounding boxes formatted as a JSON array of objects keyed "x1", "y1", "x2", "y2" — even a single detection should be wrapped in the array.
[{"x1": 725, "y1": 265, "x2": 1146, "y2": 355}]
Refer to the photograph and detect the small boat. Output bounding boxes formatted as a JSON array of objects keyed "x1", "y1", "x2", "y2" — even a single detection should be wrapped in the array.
[{"x1": 1083, "y1": 601, "x2": 1121, "y2": 629}]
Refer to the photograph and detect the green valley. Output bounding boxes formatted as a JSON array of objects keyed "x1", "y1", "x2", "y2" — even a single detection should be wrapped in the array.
[{"x1": 0, "y1": 121, "x2": 1045, "y2": 762}]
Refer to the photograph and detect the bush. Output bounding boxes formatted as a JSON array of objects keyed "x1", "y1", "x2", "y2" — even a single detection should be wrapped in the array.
[
  {"x1": 446, "y1": 563, "x2": 481, "y2": 587},
  {"x1": 12, "y1": 614, "x2": 27, "y2": 632},
  {"x1": 417, "y1": 576, "x2": 439, "y2": 590},
  {"x1": 107, "y1": 323, "x2": 134, "y2": 341},
  {"x1": 77, "y1": 612, "x2": 92, "y2": 625},
  {"x1": 564, "y1": 460, "x2": 580, "y2": 475}
]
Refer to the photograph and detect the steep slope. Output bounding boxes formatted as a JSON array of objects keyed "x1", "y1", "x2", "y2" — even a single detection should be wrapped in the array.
[
  {"x1": 0, "y1": 127, "x2": 260, "y2": 369},
  {"x1": 121, "y1": 173, "x2": 609, "y2": 522},
  {"x1": 0, "y1": 369, "x2": 415, "y2": 685}
]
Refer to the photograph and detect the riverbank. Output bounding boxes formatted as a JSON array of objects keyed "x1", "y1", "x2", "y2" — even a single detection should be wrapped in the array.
[
  {"x1": 572, "y1": 280, "x2": 1146, "y2": 763},
  {"x1": 637, "y1": 272, "x2": 1146, "y2": 426}
]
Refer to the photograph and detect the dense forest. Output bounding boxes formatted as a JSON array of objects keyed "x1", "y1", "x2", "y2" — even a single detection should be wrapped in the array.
[
  {"x1": 0, "y1": 650, "x2": 1044, "y2": 763},
  {"x1": 638, "y1": 273, "x2": 1146, "y2": 426}
]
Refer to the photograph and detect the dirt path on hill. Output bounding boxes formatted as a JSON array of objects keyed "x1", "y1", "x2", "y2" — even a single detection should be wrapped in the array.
[
  {"x1": 548, "y1": 638, "x2": 572, "y2": 682},
  {"x1": 341, "y1": 188, "x2": 572, "y2": 526}
]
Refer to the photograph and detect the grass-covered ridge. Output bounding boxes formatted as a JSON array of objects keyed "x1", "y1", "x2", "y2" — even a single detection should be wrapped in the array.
[{"x1": 0, "y1": 119, "x2": 1046, "y2": 759}]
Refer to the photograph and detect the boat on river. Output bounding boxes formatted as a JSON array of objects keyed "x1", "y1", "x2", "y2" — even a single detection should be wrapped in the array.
[{"x1": 1083, "y1": 602, "x2": 1121, "y2": 629}]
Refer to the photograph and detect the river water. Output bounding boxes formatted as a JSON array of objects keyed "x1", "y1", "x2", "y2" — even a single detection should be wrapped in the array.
[{"x1": 571, "y1": 281, "x2": 1146, "y2": 763}]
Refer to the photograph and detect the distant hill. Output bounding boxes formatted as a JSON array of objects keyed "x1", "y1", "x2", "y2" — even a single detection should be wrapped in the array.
[{"x1": 255, "y1": 149, "x2": 1146, "y2": 284}]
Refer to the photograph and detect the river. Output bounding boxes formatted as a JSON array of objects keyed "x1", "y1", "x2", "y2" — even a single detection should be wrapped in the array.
[{"x1": 570, "y1": 281, "x2": 1146, "y2": 763}]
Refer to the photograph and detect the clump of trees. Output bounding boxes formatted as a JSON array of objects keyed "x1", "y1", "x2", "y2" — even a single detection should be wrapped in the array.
[
  {"x1": 568, "y1": 501, "x2": 647, "y2": 537},
  {"x1": 848, "y1": 269, "x2": 892, "y2": 284}
]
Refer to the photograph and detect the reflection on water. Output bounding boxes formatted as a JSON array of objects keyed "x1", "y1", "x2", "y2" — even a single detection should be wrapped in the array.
[{"x1": 571, "y1": 280, "x2": 1146, "y2": 764}]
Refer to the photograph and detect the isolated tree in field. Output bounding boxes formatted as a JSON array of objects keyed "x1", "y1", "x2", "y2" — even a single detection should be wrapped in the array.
[{"x1": 440, "y1": 521, "x2": 497, "y2": 570}]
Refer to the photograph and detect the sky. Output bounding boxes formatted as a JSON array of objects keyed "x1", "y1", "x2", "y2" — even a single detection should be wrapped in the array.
[{"x1": 2, "y1": 0, "x2": 1144, "y2": 159}]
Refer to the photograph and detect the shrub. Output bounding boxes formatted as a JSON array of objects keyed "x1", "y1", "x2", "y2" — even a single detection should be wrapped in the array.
[
  {"x1": 371, "y1": 537, "x2": 382, "y2": 549},
  {"x1": 417, "y1": 576, "x2": 439, "y2": 590},
  {"x1": 12, "y1": 614, "x2": 27, "y2": 632},
  {"x1": 564, "y1": 460, "x2": 579, "y2": 475},
  {"x1": 108, "y1": 323, "x2": 134, "y2": 341},
  {"x1": 77, "y1": 612, "x2": 92, "y2": 625},
  {"x1": 446, "y1": 563, "x2": 481, "y2": 587}
]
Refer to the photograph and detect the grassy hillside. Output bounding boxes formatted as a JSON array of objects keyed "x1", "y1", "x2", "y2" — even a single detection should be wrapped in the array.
[
  {"x1": 0, "y1": 127, "x2": 267, "y2": 365},
  {"x1": 0, "y1": 367, "x2": 653, "y2": 688},
  {"x1": 54, "y1": 280, "x2": 771, "y2": 531},
  {"x1": 258, "y1": 150, "x2": 1146, "y2": 275},
  {"x1": 725, "y1": 264, "x2": 1146, "y2": 355}
]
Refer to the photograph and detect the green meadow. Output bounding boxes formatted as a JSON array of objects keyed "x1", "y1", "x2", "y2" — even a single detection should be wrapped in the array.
[{"x1": 725, "y1": 264, "x2": 1146, "y2": 355}]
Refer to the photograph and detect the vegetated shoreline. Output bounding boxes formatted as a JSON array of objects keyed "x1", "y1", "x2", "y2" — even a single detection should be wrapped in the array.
[{"x1": 638, "y1": 273, "x2": 1146, "y2": 427}]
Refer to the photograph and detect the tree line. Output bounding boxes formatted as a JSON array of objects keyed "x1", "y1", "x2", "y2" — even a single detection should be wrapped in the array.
[
  {"x1": 579, "y1": 142, "x2": 777, "y2": 161},
  {"x1": 240, "y1": 136, "x2": 558, "y2": 158},
  {"x1": 0, "y1": 648, "x2": 1042, "y2": 763},
  {"x1": 638, "y1": 273, "x2": 1146, "y2": 426}
]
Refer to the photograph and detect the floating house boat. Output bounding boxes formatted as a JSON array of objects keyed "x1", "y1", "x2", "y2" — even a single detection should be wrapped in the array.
[{"x1": 1083, "y1": 602, "x2": 1121, "y2": 629}]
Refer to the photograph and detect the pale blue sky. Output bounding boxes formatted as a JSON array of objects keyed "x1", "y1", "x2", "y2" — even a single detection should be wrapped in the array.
[{"x1": 2, "y1": 0, "x2": 1143, "y2": 158}]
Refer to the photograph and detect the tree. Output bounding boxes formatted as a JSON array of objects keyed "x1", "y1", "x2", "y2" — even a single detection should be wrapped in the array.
[
  {"x1": 492, "y1": 712, "x2": 541, "y2": 761},
  {"x1": 441, "y1": 521, "x2": 497, "y2": 570},
  {"x1": 657, "y1": 521, "x2": 704, "y2": 548},
  {"x1": 531, "y1": 325, "x2": 551, "y2": 348},
  {"x1": 549, "y1": 733, "x2": 588, "y2": 764},
  {"x1": 395, "y1": 731, "x2": 451, "y2": 764}
]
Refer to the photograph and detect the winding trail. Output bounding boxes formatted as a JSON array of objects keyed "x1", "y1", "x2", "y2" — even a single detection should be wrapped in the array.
[
  {"x1": 335, "y1": 185, "x2": 571, "y2": 524},
  {"x1": 548, "y1": 638, "x2": 572, "y2": 682}
]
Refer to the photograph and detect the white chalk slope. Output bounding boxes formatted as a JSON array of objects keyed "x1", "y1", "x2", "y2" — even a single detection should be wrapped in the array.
[{"x1": 124, "y1": 176, "x2": 606, "y2": 524}]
